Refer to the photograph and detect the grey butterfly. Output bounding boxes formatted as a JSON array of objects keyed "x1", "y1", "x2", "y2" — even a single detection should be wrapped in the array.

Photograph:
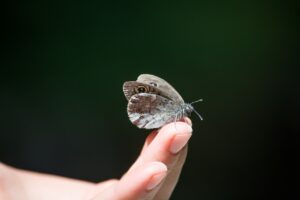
[{"x1": 123, "y1": 74, "x2": 203, "y2": 129}]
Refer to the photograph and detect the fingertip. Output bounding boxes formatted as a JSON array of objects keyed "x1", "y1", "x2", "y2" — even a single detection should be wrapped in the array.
[
  {"x1": 160, "y1": 121, "x2": 193, "y2": 135},
  {"x1": 146, "y1": 161, "x2": 168, "y2": 173},
  {"x1": 146, "y1": 171, "x2": 167, "y2": 191},
  {"x1": 183, "y1": 117, "x2": 192, "y2": 126},
  {"x1": 143, "y1": 162, "x2": 168, "y2": 192},
  {"x1": 116, "y1": 161, "x2": 168, "y2": 199}
]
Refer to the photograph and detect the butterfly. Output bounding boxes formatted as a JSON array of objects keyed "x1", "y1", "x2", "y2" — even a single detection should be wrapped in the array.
[{"x1": 123, "y1": 74, "x2": 203, "y2": 129}]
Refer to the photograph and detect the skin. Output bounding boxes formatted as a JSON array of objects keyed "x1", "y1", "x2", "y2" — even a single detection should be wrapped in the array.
[{"x1": 0, "y1": 119, "x2": 192, "y2": 200}]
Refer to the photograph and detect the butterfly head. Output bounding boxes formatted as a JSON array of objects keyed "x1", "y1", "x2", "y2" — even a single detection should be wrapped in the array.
[
  {"x1": 185, "y1": 99, "x2": 204, "y2": 121},
  {"x1": 183, "y1": 104, "x2": 194, "y2": 116}
]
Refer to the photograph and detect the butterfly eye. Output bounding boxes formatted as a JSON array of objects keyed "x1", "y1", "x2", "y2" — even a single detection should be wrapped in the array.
[
  {"x1": 149, "y1": 82, "x2": 158, "y2": 87},
  {"x1": 136, "y1": 86, "x2": 147, "y2": 93}
]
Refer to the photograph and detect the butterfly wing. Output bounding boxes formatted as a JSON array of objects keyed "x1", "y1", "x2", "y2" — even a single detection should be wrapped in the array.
[
  {"x1": 123, "y1": 81, "x2": 165, "y2": 101},
  {"x1": 137, "y1": 74, "x2": 184, "y2": 104},
  {"x1": 127, "y1": 93, "x2": 181, "y2": 129}
]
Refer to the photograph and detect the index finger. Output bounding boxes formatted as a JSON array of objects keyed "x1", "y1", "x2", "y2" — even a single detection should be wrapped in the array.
[{"x1": 130, "y1": 121, "x2": 192, "y2": 172}]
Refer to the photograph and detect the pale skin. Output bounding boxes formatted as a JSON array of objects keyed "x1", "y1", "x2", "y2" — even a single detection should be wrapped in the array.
[{"x1": 0, "y1": 119, "x2": 192, "y2": 200}]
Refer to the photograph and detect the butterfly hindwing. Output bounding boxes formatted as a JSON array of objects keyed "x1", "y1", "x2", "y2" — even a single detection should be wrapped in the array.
[{"x1": 127, "y1": 93, "x2": 181, "y2": 129}]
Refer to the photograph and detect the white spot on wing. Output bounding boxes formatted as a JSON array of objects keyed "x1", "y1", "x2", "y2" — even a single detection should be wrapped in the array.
[
  {"x1": 129, "y1": 113, "x2": 140, "y2": 122},
  {"x1": 131, "y1": 96, "x2": 138, "y2": 100}
]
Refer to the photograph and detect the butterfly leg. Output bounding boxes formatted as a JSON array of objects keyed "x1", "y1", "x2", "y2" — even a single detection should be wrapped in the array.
[{"x1": 174, "y1": 113, "x2": 178, "y2": 130}]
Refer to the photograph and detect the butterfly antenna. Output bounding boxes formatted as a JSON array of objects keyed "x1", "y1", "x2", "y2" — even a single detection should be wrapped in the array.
[
  {"x1": 193, "y1": 108, "x2": 203, "y2": 121},
  {"x1": 190, "y1": 98, "x2": 203, "y2": 105}
]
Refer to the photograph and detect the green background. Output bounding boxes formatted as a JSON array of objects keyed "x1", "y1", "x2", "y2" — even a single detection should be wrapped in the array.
[{"x1": 1, "y1": 0, "x2": 298, "y2": 199}]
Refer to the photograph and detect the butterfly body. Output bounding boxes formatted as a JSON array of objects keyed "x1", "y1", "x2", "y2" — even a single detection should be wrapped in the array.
[{"x1": 123, "y1": 74, "x2": 201, "y2": 129}]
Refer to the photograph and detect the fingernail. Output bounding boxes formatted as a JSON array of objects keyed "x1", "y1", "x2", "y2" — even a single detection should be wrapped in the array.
[
  {"x1": 184, "y1": 117, "x2": 193, "y2": 126},
  {"x1": 146, "y1": 171, "x2": 167, "y2": 191},
  {"x1": 170, "y1": 132, "x2": 192, "y2": 154}
]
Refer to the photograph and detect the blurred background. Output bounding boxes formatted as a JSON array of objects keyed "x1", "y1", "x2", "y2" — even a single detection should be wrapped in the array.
[{"x1": 1, "y1": 0, "x2": 298, "y2": 199}]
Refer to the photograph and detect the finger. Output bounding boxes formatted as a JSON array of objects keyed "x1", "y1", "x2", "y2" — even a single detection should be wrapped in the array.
[
  {"x1": 131, "y1": 121, "x2": 192, "y2": 171},
  {"x1": 140, "y1": 117, "x2": 191, "y2": 157},
  {"x1": 154, "y1": 146, "x2": 188, "y2": 200},
  {"x1": 114, "y1": 161, "x2": 167, "y2": 200},
  {"x1": 140, "y1": 130, "x2": 158, "y2": 155},
  {"x1": 96, "y1": 179, "x2": 118, "y2": 191},
  {"x1": 87, "y1": 179, "x2": 118, "y2": 200}
]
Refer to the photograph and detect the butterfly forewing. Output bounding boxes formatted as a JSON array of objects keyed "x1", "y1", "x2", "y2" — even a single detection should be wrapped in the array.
[
  {"x1": 123, "y1": 81, "x2": 167, "y2": 101},
  {"x1": 137, "y1": 74, "x2": 184, "y2": 104},
  {"x1": 127, "y1": 93, "x2": 181, "y2": 129}
]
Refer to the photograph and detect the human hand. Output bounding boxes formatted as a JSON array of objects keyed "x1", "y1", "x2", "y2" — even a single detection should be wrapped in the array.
[
  {"x1": 87, "y1": 119, "x2": 192, "y2": 200},
  {"x1": 0, "y1": 119, "x2": 192, "y2": 200}
]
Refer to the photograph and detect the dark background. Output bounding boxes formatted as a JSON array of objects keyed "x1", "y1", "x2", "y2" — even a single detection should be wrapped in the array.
[{"x1": 1, "y1": 1, "x2": 299, "y2": 199}]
